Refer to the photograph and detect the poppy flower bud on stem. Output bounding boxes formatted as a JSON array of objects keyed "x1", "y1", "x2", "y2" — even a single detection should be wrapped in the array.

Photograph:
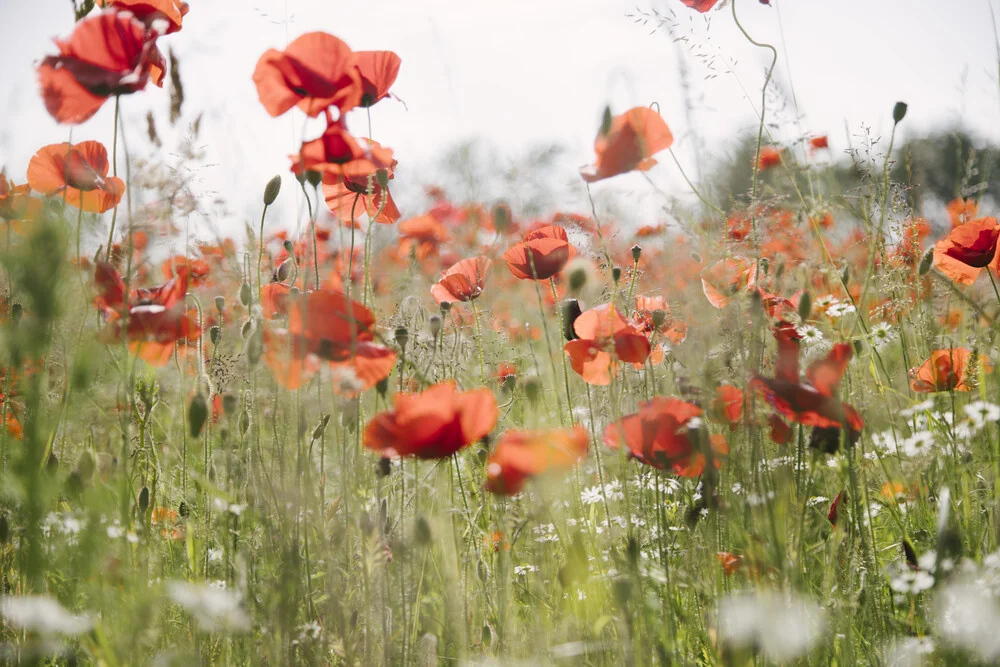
[
  {"x1": 189, "y1": 392, "x2": 208, "y2": 438},
  {"x1": 283, "y1": 240, "x2": 295, "y2": 254},
  {"x1": 562, "y1": 299, "x2": 582, "y2": 341},
  {"x1": 612, "y1": 267, "x2": 622, "y2": 283},
  {"x1": 568, "y1": 265, "x2": 588, "y2": 293},
  {"x1": 440, "y1": 301, "x2": 452, "y2": 315},
  {"x1": 277, "y1": 258, "x2": 293, "y2": 282},
  {"x1": 651, "y1": 309, "x2": 667, "y2": 331},
  {"x1": 918, "y1": 247, "x2": 934, "y2": 276},
  {"x1": 492, "y1": 203, "x2": 511, "y2": 233},
  {"x1": 214, "y1": 296, "x2": 225, "y2": 313},
  {"x1": 138, "y1": 486, "x2": 149, "y2": 514},
  {"x1": 892, "y1": 101, "x2": 908, "y2": 124},
  {"x1": 239, "y1": 281, "x2": 251, "y2": 307},
  {"x1": 306, "y1": 170, "x2": 322, "y2": 189},
  {"x1": 209, "y1": 325, "x2": 221, "y2": 345},
  {"x1": 798, "y1": 291, "x2": 812, "y2": 321},
  {"x1": 395, "y1": 326, "x2": 409, "y2": 350},
  {"x1": 263, "y1": 174, "x2": 282, "y2": 206},
  {"x1": 631, "y1": 244, "x2": 642, "y2": 263},
  {"x1": 376, "y1": 169, "x2": 390, "y2": 189},
  {"x1": 523, "y1": 376, "x2": 542, "y2": 404},
  {"x1": 428, "y1": 315, "x2": 442, "y2": 339}
]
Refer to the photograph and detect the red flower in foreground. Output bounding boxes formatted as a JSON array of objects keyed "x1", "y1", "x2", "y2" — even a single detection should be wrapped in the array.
[
  {"x1": 580, "y1": 107, "x2": 673, "y2": 182},
  {"x1": 502, "y1": 225, "x2": 576, "y2": 280},
  {"x1": 108, "y1": 0, "x2": 190, "y2": 33},
  {"x1": 681, "y1": 0, "x2": 719, "y2": 12},
  {"x1": 0, "y1": 175, "x2": 42, "y2": 224},
  {"x1": 757, "y1": 147, "x2": 782, "y2": 170},
  {"x1": 27, "y1": 141, "x2": 125, "y2": 213},
  {"x1": 932, "y1": 216, "x2": 1000, "y2": 285},
  {"x1": 484, "y1": 426, "x2": 588, "y2": 495},
  {"x1": 253, "y1": 32, "x2": 362, "y2": 118},
  {"x1": 354, "y1": 50, "x2": 401, "y2": 107},
  {"x1": 364, "y1": 382, "x2": 499, "y2": 459},
  {"x1": 431, "y1": 256, "x2": 492, "y2": 304},
  {"x1": 564, "y1": 304, "x2": 651, "y2": 385},
  {"x1": 604, "y1": 397, "x2": 728, "y2": 477},
  {"x1": 94, "y1": 261, "x2": 200, "y2": 366},
  {"x1": 38, "y1": 10, "x2": 166, "y2": 124},
  {"x1": 750, "y1": 326, "x2": 863, "y2": 451},
  {"x1": 909, "y1": 348, "x2": 974, "y2": 393}
]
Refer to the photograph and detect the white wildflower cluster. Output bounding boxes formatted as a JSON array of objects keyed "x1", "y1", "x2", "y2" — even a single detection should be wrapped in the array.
[
  {"x1": 292, "y1": 620, "x2": 322, "y2": 646},
  {"x1": 167, "y1": 581, "x2": 250, "y2": 633},
  {"x1": 0, "y1": 596, "x2": 93, "y2": 636},
  {"x1": 580, "y1": 480, "x2": 624, "y2": 505},
  {"x1": 513, "y1": 564, "x2": 539, "y2": 576},
  {"x1": 886, "y1": 560, "x2": 934, "y2": 596},
  {"x1": 211, "y1": 498, "x2": 247, "y2": 516},
  {"x1": 825, "y1": 301, "x2": 856, "y2": 318},
  {"x1": 41, "y1": 512, "x2": 84, "y2": 542},
  {"x1": 531, "y1": 523, "x2": 559, "y2": 543},
  {"x1": 717, "y1": 590, "x2": 826, "y2": 661},
  {"x1": 881, "y1": 636, "x2": 935, "y2": 666}
]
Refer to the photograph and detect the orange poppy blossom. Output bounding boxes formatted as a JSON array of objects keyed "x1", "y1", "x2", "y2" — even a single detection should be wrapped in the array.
[
  {"x1": 0, "y1": 175, "x2": 42, "y2": 225},
  {"x1": 431, "y1": 256, "x2": 492, "y2": 304},
  {"x1": 633, "y1": 294, "x2": 688, "y2": 345},
  {"x1": 260, "y1": 282, "x2": 292, "y2": 320},
  {"x1": 750, "y1": 325, "x2": 864, "y2": 452},
  {"x1": 711, "y1": 384, "x2": 744, "y2": 429},
  {"x1": 717, "y1": 552, "x2": 742, "y2": 576},
  {"x1": 38, "y1": 10, "x2": 166, "y2": 125},
  {"x1": 160, "y1": 255, "x2": 210, "y2": 287},
  {"x1": 502, "y1": 224, "x2": 576, "y2": 280},
  {"x1": 107, "y1": 0, "x2": 189, "y2": 34},
  {"x1": 603, "y1": 397, "x2": 728, "y2": 477},
  {"x1": 932, "y1": 216, "x2": 1000, "y2": 285},
  {"x1": 564, "y1": 304, "x2": 651, "y2": 386},
  {"x1": 253, "y1": 32, "x2": 363, "y2": 118},
  {"x1": 808, "y1": 135, "x2": 829, "y2": 153},
  {"x1": 354, "y1": 50, "x2": 401, "y2": 107},
  {"x1": 700, "y1": 257, "x2": 758, "y2": 309},
  {"x1": 681, "y1": 0, "x2": 719, "y2": 11},
  {"x1": 909, "y1": 348, "x2": 975, "y2": 393},
  {"x1": 580, "y1": 106, "x2": 673, "y2": 182},
  {"x1": 397, "y1": 214, "x2": 452, "y2": 260},
  {"x1": 757, "y1": 147, "x2": 782, "y2": 170},
  {"x1": 93, "y1": 261, "x2": 201, "y2": 367},
  {"x1": 363, "y1": 381, "x2": 499, "y2": 459},
  {"x1": 27, "y1": 141, "x2": 126, "y2": 213},
  {"x1": 946, "y1": 197, "x2": 978, "y2": 228},
  {"x1": 483, "y1": 426, "x2": 588, "y2": 496},
  {"x1": 261, "y1": 288, "x2": 396, "y2": 395}
]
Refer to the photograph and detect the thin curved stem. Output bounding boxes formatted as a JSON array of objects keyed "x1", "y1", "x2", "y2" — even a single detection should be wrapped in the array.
[{"x1": 104, "y1": 96, "x2": 121, "y2": 261}]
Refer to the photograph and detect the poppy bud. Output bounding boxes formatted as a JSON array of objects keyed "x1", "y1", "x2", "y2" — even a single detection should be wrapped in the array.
[
  {"x1": 263, "y1": 174, "x2": 282, "y2": 206},
  {"x1": 690, "y1": 251, "x2": 702, "y2": 264},
  {"x1": 562, "y1": 299, "x2": 582, "y2": 341},
  {"x1": 376, "y1": 169, "x2": 390, "y2": 189},
  {"x1": 841, "y1": 265, "x2": 850, "y2": 287},
  {"x1": 306, "y1": 170, "x2": 323, "y2": 189},
  {"x1": 246, "y1": 327, "x2": 263, "y2": 366},
  {"x1": 797, "y1": 291, "x2": 812, "y2": 321},
  {"x1": 892, "y1": 101, "x2": 908, "y2": 124},
  {"x1": 239, "y1": 410, "x2": 250, "y2": 437},
  {"x1": 376, "y1": 456, "x2": 392, "y2": 478},
  {"x1": 179, "y1": 501, "x2": 189, "y2": 518},
  {"x1": 522, "y1": 375, "x2": 541, "y2": 404},
  {"x1": 312, "y1": 414, "x2": 331, "y2": 441},
  {"x1": 428, "y1": 315, "x2": 442, "y2": 339},
  {"x1": 240, "y1": 318, "x2": 253, "y2": 340},
  {"x1": 76, "y1": 450, "x2": 95, "y2": 481},
  {"x1": 651, "y1": 309, "x2": 667, "y2": 330},
  {"x1": 492, "y1": 203, "x2": 511, "y2": 232},
  {"x1": 568, "y1": 265, "x2": 588, "y2": 293},
  {"x1": 395, "y1": 326, "x2": 409, "y2": 350},
  {"x1": 239, "y1": 281, "x2": 251, "y2": 307},
  {"x1": 189, "y1": 392, "x2": 208, "y2": 438},
  {"x1": 631, "y1": 244, "x2": 642, "y2": 263},
  {"x1": 477, "y1": 559, "x2": 489, "y2": 583},
  {"x1": 209, "y1": 325, "x2": 221, "y2": 345},
  {"x1": 221, "y1": 392, "x2": 238, "y2": 416},
  {"x1": 282, "y1": 239, "x2": 295, "y2": 255},
  {"x1": 0, "y1": 515, "x2": 9, "y2": 544},
  {"x1": 612, "y1": 266, "x2": 622, "y2": 283},
  {"x1": 502, "y1": 373, "x2": 516, "y2": 392},
  {"x1": 600, "y1": 106, "x2": 613, "y2": 136},
  {"x1": 138, "y1": 486, "x2": 149, "y2": 514},
  {"x1": 375, "y1": 376, "x2": 389, "y2": 399},
  {"x1": 759, "y1": 257, "x2": 770, "y2": 276},
  {"x1": 440, "y1": 301, "x2": 452, "y2": 315},
  {"x1": 277, "y1": 258, "x2": 293, "y2": 282},
  {"x1": 214, "y1": 296, "x2": 225, "y2": 313},
  {"x1": 415, "y1": 516, "x2": 432, "y2": 546},
  {"x1": 918, "y1": 247, "x2": 934, "y2": 276}
]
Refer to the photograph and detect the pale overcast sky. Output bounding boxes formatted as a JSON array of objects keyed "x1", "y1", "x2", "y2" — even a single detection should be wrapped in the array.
[{"x1": 1, "y1": 0, "x2": 998, "y2": 238}]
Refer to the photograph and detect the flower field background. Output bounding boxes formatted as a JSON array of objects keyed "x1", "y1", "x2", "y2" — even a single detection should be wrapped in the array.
[{"x1": 2, "y1": 0, "x2": 1000, "y2": 664}]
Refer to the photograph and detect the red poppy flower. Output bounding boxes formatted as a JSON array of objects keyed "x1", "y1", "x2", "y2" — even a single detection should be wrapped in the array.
[
  {"x1": 431, "y1": 256, "x2": 492, "y2": 304},
  {"x1": 0, "y1": 175, "x2": 42, "y2": 224},
  {"x1": 768, "y1": 413, "x2": 792, "y2": 445},
  {"x1": 717, "y1": 552, "x2": 742, "y2": 575},
  {"x1": 260, "y1": 283, "x2": 292, "y2": 319},
  {"x1": 604, "y1": 397, "x2": 728, "y2": 477},
  {"x1": 681, "y1": 0, "x2": 719, "y2": 11},
  {"x1": 946, "y1": 198, "x2": 977, "y2": 228},
  {"x1": 757, "y1": 147, "x2": 782, "y2": 170},
  {"x1": 308, "y1": 125, "x2": 400, "y2": 225},
  {"x1": 253, "y1": 32, "x2": 362, "y2": 118},
  {"x1": 909, "y1": 348, "x2": 974, "y2": 392},
  {"x1": 701, "y1": 257, "x2": 758, "y2": 309},
  {"x1": 38, "y1": 10, "x2": 166, "y2": 125},
  {"x1": 108, "y1": 0, "x2": 189, "y2": 33},
  {"x1": 827, "y1": 490, "x2": 845, "y2": 526},
  {"x1": 808, "y1": 136, "x2": 829, "y2": 152},
  {"x1": 27, "y1": 141, "x2": 125, "y2": 213},
  {"x1": 364, "y1": 382, "x2": 499, "y2": 459},
  {"x1": 564, "y1": 304, "x2": 651, "y2": 385},
  {"x1": 932, "y1": 216, "x2": 1000, "y2": 285},
  {"x1": 502, "y1": 225, "x2": 576, "y2": 280},
  {"x1": 634, "y1": 294, "x2": 688, "y2": 345},
  {"x1": 161, "y1": 255, "x2": 209, "y2": 286},
  {"x1": 354, "y1": 50, "x2": 401, "y2": 107},
  {"x1": 580, "y1": 107, "x2": 673, "y2": 182},
  {"x1": 712, "y1": 384, "x2": 744, "y2": 428},
  {"x1": 94, "y1": 261, "x2": 200, "y2": 366},
  {"x1": 398, "y1": 214, "x2": 451, "y2": 260},
  {"x1": 484, "y1": 426, "x2": 588, "y2": 495}
]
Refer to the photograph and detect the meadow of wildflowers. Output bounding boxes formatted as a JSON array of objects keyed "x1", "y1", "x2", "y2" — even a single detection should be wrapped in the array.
[{"x1": 2, "y1": 0, "x2": 1000, "y2": 665}]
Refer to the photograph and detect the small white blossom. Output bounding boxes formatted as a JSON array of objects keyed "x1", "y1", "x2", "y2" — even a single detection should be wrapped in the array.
[
  {"x1": 1, "y1": 596, "x2": 92, "y2": 636},
  {"x1": 167, "y1": 581, "x2": 250, "y2": 633}
]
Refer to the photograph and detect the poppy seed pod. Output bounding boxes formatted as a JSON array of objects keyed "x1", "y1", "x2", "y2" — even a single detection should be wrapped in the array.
[
  {"x1": 263, "y1": 174, "x2": 282, "y2": 206},
  {"x1": 395, "y1": 326, "x2": 409, "y2": 349},
  {"x1": 138, "y1": 486, "x2": 149, "y2": 514},
  {"x1": 277, "y1": 258, "x2": 293, "y2": 282},
  {"x1": 612, "y1": 266, "x2": 622, "y2": 283},
  {"x1": 690, "y1": 251, "x2": 703, "y2": 264},
  {"x1": 282, "y1": 239, "x2": 295, "y2": 254},
  {"x1": 562, "y1": 299, "x2": 582, "y2": 341},
  {"x1": 522, "y1": 375, "x2": 542, "y2": 404},
  {"x1": 651, "y1": 309, "x2": 667, "y2": 330},
  {"x1": 214, "y1": 296, "x2": 225, "y2": 313},
  {"x1": 440, "y1": 301, "x2": 452, "y2": 315},
  {"x1": 918, "y1": 247, "x2": 935, "y2": 275},
  {"x1": 239, "y1": 281, "x2": 251, "y2": 307},
  {"x1": 568, "y1": 265, "x2": 588, "y2": 293},
  {"x1": 306, "y1": 170, "x2": 322, "y2": 189},
  {"x1": 376, "y1": 456, "x2": 392, "y2": 478},
  {"x1": 189, "y1": 392, "x2": 208, "y2": 438},
  {"x1": 428, "y1": 315, "x2": 442, "y2": 338},
  {"x1": 209, "y1": 325, "x2": 221, "y2": 345},
  {"x1": 892, "y1": 101, "x2": 908, "y2": 124},
  {"x1": 631, "y1": 244, "x2": 642, "y2": 263}
]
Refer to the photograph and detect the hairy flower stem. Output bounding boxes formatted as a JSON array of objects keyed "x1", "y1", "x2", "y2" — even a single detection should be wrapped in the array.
[
  {"x1": 550, "y1": 278, "x2": 575, "y2": 426},
  {"x1": 103, "y1": 96, "x2": 121, "y2": 261},
  {"x1": 471, "y1": 299, "x2": 486, "y2": 381}
]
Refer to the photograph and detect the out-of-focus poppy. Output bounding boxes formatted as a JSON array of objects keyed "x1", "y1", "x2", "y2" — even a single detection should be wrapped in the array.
[
  {"x1": 564, "y1": 304, "x2": 651, "y2": 386},
  {"x1": 0, "y1": 175, "x2": 42, "y2": 225},
  {"x1": 827, "y1": 490, "x2": 845, "y2": 526},
  {"x1": 108, "y1": 0, "x2": 189, "y2": 33},
  {"x1": 808, "y1": 136, "x2": 829, "y2": 153},
  {"x1": 431, "y1": 256, "x2": 492, "y2": 304},
  {"x1": 932, "y1": 216, "x2": 1000, "y2": 285},
  {"x1": 634, "y1": 294, "x2": 688, "y2": 345},
  {"x1": 364, "y1": 382, "x2": 499, "y2": 459},
  {"x1": 94, "y1": 261, "x2": 200, "y2": 366},
  {"x1": 354, "y1": 50, "x2": 401, "y2": 107},
  {"x1": 604, "y1": 396, "x2": 728, "y2": 476},
  {"x1": 717, "y1": 552, "x2": 742, "y2": 575},
  {"x1": 161, "y1": 255, "x2": 209, "y2": 286},
  {"x1": 712, "y1": 384, "x2": 744, "y2": 428},
  {"x1": 253, "y1": 32, "x2": 362, "y2": 118},
  {"x1": 909, "y1": 348, "x2": 974, "y2": 393},
  {"x1": 701, "y1": 257, "x2": 757, "y2": 309},
  {"x1": 503, "y1": 225, "x2": 576, "y2": 280},
  {"x1": 680, "y1": 0, "x2": 719, "y2": 13},
  {"x1": 38, "y1": 11, "x2": 166, "y2": 124},
  {"x1": 484, "y1": 426, "x2": 588, "y2": 495},
  {"x1": 580, "y1": 107, "x2": 673, "y2": 182},
  {"x1": 768, "y1": 413, "x2": 792, "y2": 445},
  {"x1": 757, "y1": 147, "x2": 782, "y2": 170},
  {"x1": 398, "y1": 214, "x2": 451, "y2": 260},
  {"x1": 260, "y1": 283, "x2": 291, "y2": 319},
  {"x1": 27, "y1": 141, "x2": 125, "y2": 213},
  {"x1": 947, "y1": 198, "x2": 978, "y2": 228}
]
